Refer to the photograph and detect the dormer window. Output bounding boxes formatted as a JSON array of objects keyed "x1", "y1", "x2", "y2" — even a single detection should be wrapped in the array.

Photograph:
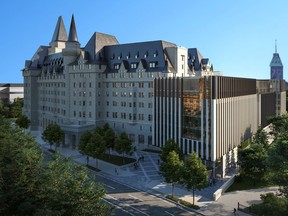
[
  {"x1": 126, "y1": 52, "x2": 130, "y2": 59},
  {"x1": 118, "y1": 53, "x2": 122, "y2": 60},
  {"x1": 149, "y1": 62, "x2": 157, "y2": 68},
  {"x1": 144, "y1": 52, "x2": 148, "y2": 58},
  {"x1": 135, "y1": 52, "x2": 139, "y2": 59},
  {"x1": 114, "y1": 64, "x2": 120, "y2": 69},
  {"x1": 131, "y1": 63, "x2": 137, "y2": 69},
  {"x1": 111, "y1": 54, "x2": 115, "y2": 60},
  {"x1": 153, "y1": 51, "x2": 158, "y2": 57}
]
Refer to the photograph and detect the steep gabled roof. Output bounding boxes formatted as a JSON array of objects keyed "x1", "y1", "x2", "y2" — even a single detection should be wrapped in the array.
[
  {"x1": 51, "y1": 16, "x2": 67, "y2": 42},
  {"x1": 103, "y1": 40, "x2": 174, "y2": 72},
  {"x1": 84, "y1": 32, "x2": 119, "y2": 63},
  {"x1": 29, "y1": 46, "x2": 49, "y2": 69},
  {"x1": 188, "y1": 48, "x2": 204, "y2": 71}
]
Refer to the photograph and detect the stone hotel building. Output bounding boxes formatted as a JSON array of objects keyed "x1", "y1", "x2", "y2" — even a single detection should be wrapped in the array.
[{"x1": 23, "y1": 16, "x2": 286, "y2": 176}]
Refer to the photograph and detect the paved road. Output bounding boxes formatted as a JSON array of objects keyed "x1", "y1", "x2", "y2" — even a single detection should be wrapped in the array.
[{"x1": 93, "y1": 173, "x2": 200, "y2": 216}]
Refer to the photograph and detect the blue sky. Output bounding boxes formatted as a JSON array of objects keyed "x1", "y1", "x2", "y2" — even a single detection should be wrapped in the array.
[{"x1": 1, "y1": 0, "x2": 288, "y2": 83}]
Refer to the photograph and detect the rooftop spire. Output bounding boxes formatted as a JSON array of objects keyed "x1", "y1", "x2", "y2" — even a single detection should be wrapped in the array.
[
  {"x1": 68, "y1": 14, "x2": 79, "y2": 42},
  {"x1": 275, "y1": 39, "x2": 277, "y2": 53},
  {"x1": 51, "y1": 16, "x2": 67, "y2": 42}
]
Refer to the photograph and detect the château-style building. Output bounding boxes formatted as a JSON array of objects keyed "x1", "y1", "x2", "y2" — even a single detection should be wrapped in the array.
[{"x1": 23, "y1": 15, "x2": 286, "y2": 177}]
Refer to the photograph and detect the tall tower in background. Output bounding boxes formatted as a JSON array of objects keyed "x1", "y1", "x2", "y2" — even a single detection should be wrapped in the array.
[{"x1": 270, "y1": 40, "x2": 283, "y2": 80}]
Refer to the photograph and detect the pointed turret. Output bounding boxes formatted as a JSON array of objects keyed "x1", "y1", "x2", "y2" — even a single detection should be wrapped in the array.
[
  {"x1": 270, "y1": 40, "x2": 283, "y2": 80},
  {"x1": 51, "y1": 16, "x2": 68, "y2": 42},
  {"x1": 49, "y1": 16, "x2": 68, "y2": 55},
  {"x1": 68, "y1": 15, "x2": 79, "y2": 42},
  {"x1": 62, "y1": 15, "x2": 81, "y2": 65}
]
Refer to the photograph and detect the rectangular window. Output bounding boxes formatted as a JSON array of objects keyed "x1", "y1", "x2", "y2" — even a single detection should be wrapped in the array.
[
  {"x1": 138, "y1": 135, "x2": 144, "y2": 144},
  {"x1": 149, "y1": 62, "x2": 157, "y2": 68},
  {"x1": 131, "y1": 63, "x2": 137, "y2": 69},
  {"x1": 114, "y1": 64, "x2": 120, "y2": 69}
]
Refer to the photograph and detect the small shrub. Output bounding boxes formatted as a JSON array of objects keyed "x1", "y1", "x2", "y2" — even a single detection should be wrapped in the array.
[{"x1": 166, "y1": 195, "x2": 200, "y2": 210}]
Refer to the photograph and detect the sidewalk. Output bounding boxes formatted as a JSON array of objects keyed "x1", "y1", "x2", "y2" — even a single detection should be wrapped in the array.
[{"x1": 32, "y1": 130, "x2": 277, "y2": 216}]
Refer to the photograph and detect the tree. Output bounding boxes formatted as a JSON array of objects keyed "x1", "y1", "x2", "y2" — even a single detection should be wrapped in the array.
[
  {"x1": 87, "y1": 132, "x2": 107, "y2": 168},
  {"x1": 0, "y1": 116, "x2": 113, "y2": 215},
  {"x1": 102, "y1": 123, "x2": 116, "y2": 153},
  {"x1": 15, "y1": 114, "x2": 31, "y2": 129},
  {"x1": 115, "y1": 132, "x2": 134, "y2": 163},
  {"x1": 37, "y1": 154, "x2": 113, "y2": 215},
  {"x1": 0, "y1": 116, "x2": 42, "y2": 215},
  {"x1": 182, "y1": 153, "x2": 208, "y2": 205},
  {"x1": 42, "y1": 123, "x2": 64, "y2": 150},
  {"x1": 239, "y1": 144, "x2": 268, "y2": 185},
  {"x1": 79, "y1": 131, "x2": 92, "y2": 155},
  {"x1": 252, "y1": 126, "x2": 269, "y2": 148},
  {"x1": 249, "y1": 193, "x2": 288, "y2": 216},
  {"x1": 160, "y1": 139, "x2": 182, "y2": 163},
  {"x1": 79, "y1": 131, "x2": 93, "y2": 165},
  {"x1": 9, "y1": 98, "x2": 23, "y2": 118},
  {"x1": 268, "y1": 137, "x2": 288, "y2": 198},
  {"x1": 268, "y1": 113, "x2": 288, "y2": 137},
  {"x1": 160, "y1": 150, "x2": 183, "y2": 197}
]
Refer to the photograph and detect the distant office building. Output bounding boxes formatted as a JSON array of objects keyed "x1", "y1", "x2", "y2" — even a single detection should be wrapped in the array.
[
  {"x1": 270, "y1": 41, "x2": 283, "y2": 80},
  {"x1": 154, "y1": 77, "x2": 286, "y2": 176},
  {"x1": 0, "y1": 83, "x2": 24, "y2": 103},
  {"x1": 23, "y1": 15, "x2": 285, "y2": 177}
]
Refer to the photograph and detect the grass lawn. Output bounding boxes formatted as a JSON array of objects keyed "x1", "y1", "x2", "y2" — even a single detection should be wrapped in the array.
[
  {"x1": 226, "y1": 177, "x2": 275, "y2": 192},
  {"x1": 141, "y1": 149, "x2": 161, "y2": 154},
  {"x1": 98, "y1": 153, "x2": 136, "y2": 166}
]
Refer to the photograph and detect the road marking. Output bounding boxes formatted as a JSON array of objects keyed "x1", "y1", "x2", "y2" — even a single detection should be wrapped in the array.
[
  {"x1": 165, "y1": 211, "x2": 175, "y2": 216},
  {"x1": 156, "y1": 197, "x2": 174, "y2": 205},
  {"x1": 147, "y1": 153, "x2": 159, "y2": 171},
  {"x1": 134, "y1": 152, "x2": 150, "y2": 180},
  {"x1": 102, "y1": 198, "x2": 136, "y2": 216},
  {"x1": 122, "y1": 203, "x2": 150, "y2": 216},
  {"x1": 106, "y1": 194, "x2": 118, "y2": 201},
  {"x1": 128, "y1": 194, "x2": 143, "y2": 202},
  {"x1": 102, "y1": 183, "x2": 115, "y2": 189}
]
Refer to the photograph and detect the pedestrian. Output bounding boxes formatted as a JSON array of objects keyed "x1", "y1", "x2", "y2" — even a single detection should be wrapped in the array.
[
  {"x1": 157, "y1": 159, "x2": 160, "y2": 165},
  {"x1": 115, "y1": 168, "x2": 118, "y2": 175},
  {"x1": 142, "y1": 155, "x2": 144, "y2": 161},
  {"x1": 177, "y1": 200, "x2": 180, "y2": 207},
  {"x1": 209, "y1": 178, "x2": 212, "y2": 186}
]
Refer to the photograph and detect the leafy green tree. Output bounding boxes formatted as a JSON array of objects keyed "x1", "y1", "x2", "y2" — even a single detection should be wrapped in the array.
[
  {"x1": 103, "y1": 123, "x2": 116, "y2": 152},
  {"x1": 37, "y1": 154, "x2": 113, "y2": 215},
  {"x1": 79, "y1": 131, "x2": 92, "y2": 155},
  {"x1": 79, "y1": 131, "x2": 93, "y2": 165},
  {"x1": 115, "y1": 132, "x2": 134, "y2": 163},
  {"x1": 0, "y1": 116, "x2": 113, "y2": 215},
  {"x1": 252, "y1": 126, "x2": 269, "y2": 148},
  {"x1": 42, "y1": 123, "x2": 64, "y2": 150},
  {"x1": 268, "y1": 137, "x2": 288, "y2": 198},
  {"x1": 87, "y1": 132, "x2": 107, "y2": 168},
  {"x1": 9, "y1": 98, "x2": 23, "y2": 118},
  {"x1": 268, "y1": 113, "x2": 288, "y2": 137},
  {"x1": 182, "y1": 153, "x2": 208, "y2": 205},
  {"x1": 0, "y1": 116, "x2": 42, "y2": 215},
  {"x1": 15, "y1": 114, "x2": 31, "y2": 129},
  {"x1": 249, "y1": 193, "x2": 288, "y2": 216},
  {"x1": 239, "y1": 143, "x2": 268, "y2": 185},
  {"x1": 160, "y1": 150, "x2": 183, "y2": 197},
  {"x1": 160, "y1": 139, "x2": 182, "y2": 163}
]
